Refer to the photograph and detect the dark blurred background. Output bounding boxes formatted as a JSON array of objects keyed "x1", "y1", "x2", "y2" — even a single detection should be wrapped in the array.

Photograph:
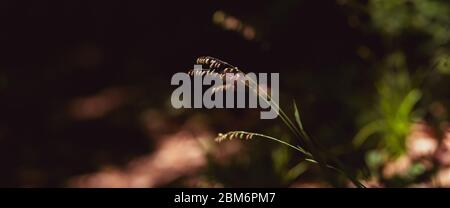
[{"x1": 0, "y1": 0, "x2": 449, "y2": 187}]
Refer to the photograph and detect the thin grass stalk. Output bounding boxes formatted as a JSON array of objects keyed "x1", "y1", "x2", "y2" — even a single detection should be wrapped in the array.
[
  {"x1": 241, "y1": 73, "x2": 365, "y2": 188},
  {"x1": 192, "y1": 57, "x2": 365, "y2": 187}
]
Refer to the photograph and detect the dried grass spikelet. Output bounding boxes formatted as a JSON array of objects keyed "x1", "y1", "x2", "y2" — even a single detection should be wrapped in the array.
[
  {"x1": 196, "y1": 56, "x2": 240, "y2": 73},
  {"x1": 215, "y1": 131, "x2": 255, "y2": 143},
  {"x1": 187, "y1": 56, "x2": 244, "y2": 94},
  {"x1": 187, "y1": 68, "x2": 222, "y2": 76}
]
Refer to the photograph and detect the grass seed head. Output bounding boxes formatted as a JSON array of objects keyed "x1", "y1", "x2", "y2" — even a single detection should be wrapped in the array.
[{"x1": 215, "y1": 131, "x2": 255, "y2": 143}]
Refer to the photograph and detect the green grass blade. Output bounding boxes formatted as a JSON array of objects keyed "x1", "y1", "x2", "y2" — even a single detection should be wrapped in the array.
[{"x1": 293, "y1": 100, "x2": 304, "y2": 131}]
